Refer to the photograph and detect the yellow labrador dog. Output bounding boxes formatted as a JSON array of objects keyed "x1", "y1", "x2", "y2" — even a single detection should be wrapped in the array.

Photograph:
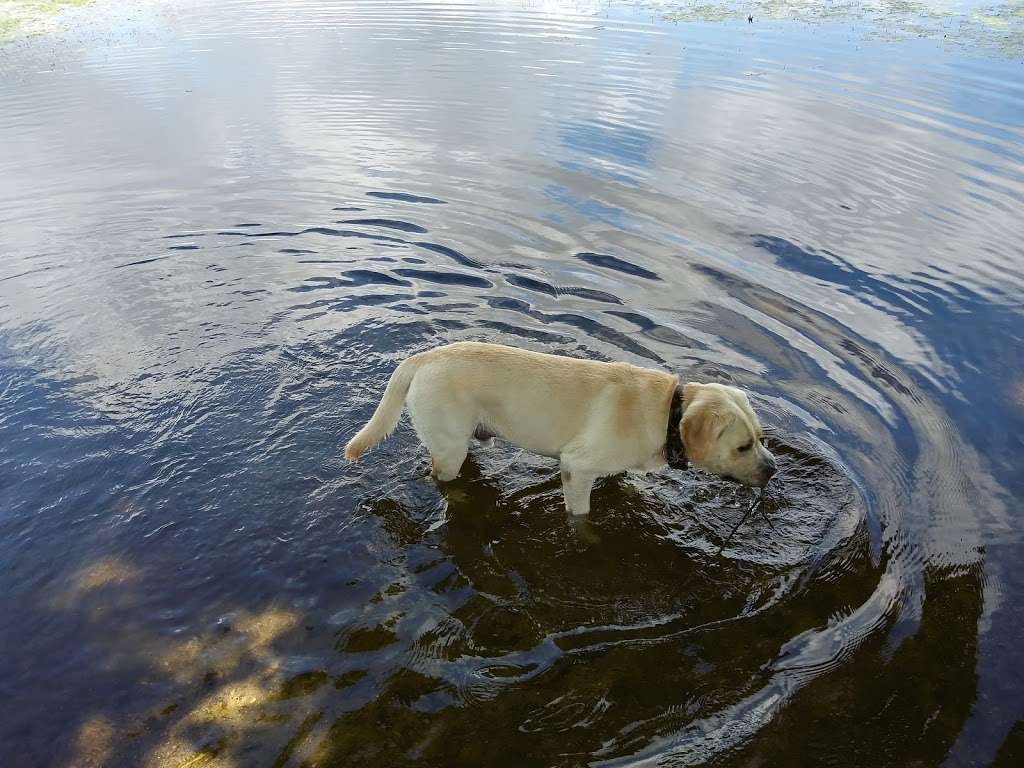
[{"x1": 345, "y1": 342, "x2": 776, "y2": 516}]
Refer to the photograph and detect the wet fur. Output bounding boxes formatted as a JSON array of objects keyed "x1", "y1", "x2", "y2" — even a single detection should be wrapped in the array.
[{"x1": 345, "y1": 342, "x2": 775, "y2": 515}]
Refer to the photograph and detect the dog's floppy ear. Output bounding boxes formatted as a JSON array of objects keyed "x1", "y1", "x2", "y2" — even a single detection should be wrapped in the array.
[{"x1": 682, "y1": 387, "x2": 732, "y2": 462}]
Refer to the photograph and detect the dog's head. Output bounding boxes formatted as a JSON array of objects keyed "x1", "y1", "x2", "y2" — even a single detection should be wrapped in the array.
[{"x1": 680, "y1": 382, "x2": 776, "y2": 487}]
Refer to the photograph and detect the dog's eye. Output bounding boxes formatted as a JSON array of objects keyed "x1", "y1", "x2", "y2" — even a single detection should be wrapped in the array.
[{"x1": 738, "y1": 441, "x2": 753, "y2": 453}]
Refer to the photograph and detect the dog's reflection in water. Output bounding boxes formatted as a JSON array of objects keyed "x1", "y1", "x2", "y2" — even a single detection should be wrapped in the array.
[{"x1": 426, "y1": 454, "x2": 608, "y2": 545}]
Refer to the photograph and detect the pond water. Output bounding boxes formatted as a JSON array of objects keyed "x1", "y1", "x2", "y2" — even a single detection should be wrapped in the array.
[{"x1": 1, "y1": 1, "x2": 1023, "y2": 766}]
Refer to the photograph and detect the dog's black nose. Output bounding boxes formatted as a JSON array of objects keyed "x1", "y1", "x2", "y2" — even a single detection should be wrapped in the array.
[{"x1": 763, "y1": 456, "x2": 777, "y2": 479}]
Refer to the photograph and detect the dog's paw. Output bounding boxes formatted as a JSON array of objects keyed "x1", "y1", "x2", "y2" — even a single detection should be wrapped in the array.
[{"x1": 568, "y1": 514, "x2": 601, "y2": 545}]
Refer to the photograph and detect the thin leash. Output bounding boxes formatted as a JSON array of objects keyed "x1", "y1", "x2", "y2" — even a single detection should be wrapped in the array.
[
  {"x1": 672, "y1": 483, "x2": 776, "y2": 595},
  {"x1": 719, "y1": 486, "x2": 774, "y2": 548}
]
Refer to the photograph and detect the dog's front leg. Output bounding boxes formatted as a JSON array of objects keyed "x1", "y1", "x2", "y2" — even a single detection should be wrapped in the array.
[{"x1": 560, "y1": 464, "x2": 597, "y2": 516}]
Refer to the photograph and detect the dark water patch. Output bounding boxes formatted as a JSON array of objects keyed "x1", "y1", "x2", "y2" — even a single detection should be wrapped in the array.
[
  {"x1": 725, "y1": 561, "x2": 984, "y2": 768},
  {"x1": 114, "y1": 256, "x2": 169, "y2": 268},
  {"x1": 411, "y1": 241, "x2": 486, "y2": 269},
  {"x1": 332, "y1": 206, "x2": 365, "y2": 212},
  {"x1": 291, "y1": 292, "x2": 418, "y2": 317},
  {"x1": 289, "y1": 271, "x2": 413, "y2": 293},
  {"x1": 576, "y1": 251, "x2": 661, "y2": 281},
  {"x1": 167, "y1": 244, "x2": 200, "y2": 251},
  {"x1": 341, "y1": 218, "x2": 429, "y2": 234},
  {"x1": 335, "y1": 670, "x2": 368, "y2": 689},
  {"x1": 506, "y1": 273, "x2": 558, "y2": 297},
  {"x1": 366, "y1": 191, "x2": 446, "y2": 204},
  {"x1": 278, "y1": 248, "x2": 318, "y2": 255},
  {"x1": 606, "y1": 310, "x2": 707, "y2": 350},
  {"x1": 342, "y1": 270, "x2": 414, "y2": 287},
  {"x1": 307, "y1": 440, "x2": 871, "y2": 765},
  {"x1": 478, "y1": 320, "x2": 577, "y2": 345},
  {"x1": 393, "y1": 269, "x2": 493, "y2": 288},
  {"x1": 506, "y1": 274, "x2": 623, "y2": 304},
  {"x1": 417, "y1": 301, "x2": 477, "y2": 313},
  {"x1": 164, "y1": 233, "x2": 205, "y2": 239},
  {"x1": 487, "y1": 296, "x2": 662, "y2": 362},
  {"x1": 307, "y1": 226, "x2": 407, "y2": 242},
  {"x1": 217, "y1": 226, "x2": 406, "y2": 244},
  {"x1": 561, "y1": 286, "x2": 623, "y2": 304}
]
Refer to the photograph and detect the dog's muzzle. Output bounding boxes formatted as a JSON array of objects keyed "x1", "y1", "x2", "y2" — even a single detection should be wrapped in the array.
[{"x1": 759, "y1": 455, "x2": 778, "y2": 486}]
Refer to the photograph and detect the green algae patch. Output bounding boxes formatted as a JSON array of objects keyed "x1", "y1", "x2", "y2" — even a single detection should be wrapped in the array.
[
  {"x1": 0, "y1": 0, "x2": 91, "y2": 40},
  {"x1": 663, "y1": 4, "x2": 738, "y2": 22},
  {"x1": 338, "y1": 623, "x2": 400, "y2": 652},
  {"x1": 963, "y1": 1, "x2": 1024, "y2": 55},
  {"x1": 652, "y1": 0, "x2": 1024, "y2": 58},
  {"x1": 274, "y1": 670, "x2": 330, "y2": 701}
]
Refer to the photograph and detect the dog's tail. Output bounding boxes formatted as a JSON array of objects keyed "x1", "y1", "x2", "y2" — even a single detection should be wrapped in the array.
[{"x1": 344, "y1": 357, "x2": 419, "y2": 461}]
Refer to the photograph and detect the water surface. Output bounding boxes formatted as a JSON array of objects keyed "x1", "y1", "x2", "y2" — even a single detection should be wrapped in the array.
[{"x1": 1, "y1": 1, "x2": 1023, "y2": 766}]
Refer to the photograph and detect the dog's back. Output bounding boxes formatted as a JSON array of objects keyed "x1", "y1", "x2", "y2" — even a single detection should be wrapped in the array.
[{"x1": 345, "y1": 342, "x2": 675, "y2": 466}]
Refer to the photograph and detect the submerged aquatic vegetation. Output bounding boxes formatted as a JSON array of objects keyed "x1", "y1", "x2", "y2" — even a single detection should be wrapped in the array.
[
  {"x1": 0, "y1": 0, "x2": 91, "y2": 40},
  {"x1": 652, "y1": 0, "x2": 1024, "y2": 56}
]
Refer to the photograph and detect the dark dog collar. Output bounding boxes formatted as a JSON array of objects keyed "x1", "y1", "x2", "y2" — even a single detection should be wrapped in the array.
[{"x1": 665, "y1": 384, "x2": 688, "y2": 470}]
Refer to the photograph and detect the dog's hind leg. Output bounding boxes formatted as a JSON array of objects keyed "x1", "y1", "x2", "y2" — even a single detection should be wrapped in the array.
[
  {"x1": 409, "y1": 407, "x2": 473, "y2": 482},
  {"x1": 404, "y1": 376, "x2": 476, "y2": 482}
]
